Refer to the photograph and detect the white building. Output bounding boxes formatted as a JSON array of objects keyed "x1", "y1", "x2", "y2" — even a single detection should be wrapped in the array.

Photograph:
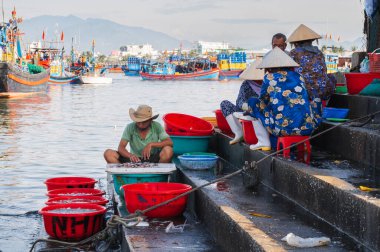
[
  {"x1": 195, "y1": 41, "x2": 230, "y2": 54},
  {"x1": 120, "y1": 44, "x2": 158, "y2": 57}
]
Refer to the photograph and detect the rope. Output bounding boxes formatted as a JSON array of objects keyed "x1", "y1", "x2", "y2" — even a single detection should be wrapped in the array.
[{"x1": 30, "y1": 109, "x2": 380, "y2": 251}]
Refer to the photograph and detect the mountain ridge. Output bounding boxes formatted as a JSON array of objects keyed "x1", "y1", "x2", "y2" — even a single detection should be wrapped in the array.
[{"x1": 20, "y1": 15, "x2": 188, "y2": 54}]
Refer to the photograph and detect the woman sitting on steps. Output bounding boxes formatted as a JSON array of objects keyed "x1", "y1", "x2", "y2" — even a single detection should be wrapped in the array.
[{"x1": 243, "y1": 47, "x2": 322, "y2": 151}]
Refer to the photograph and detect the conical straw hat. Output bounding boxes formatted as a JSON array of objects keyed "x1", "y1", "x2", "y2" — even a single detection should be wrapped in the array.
[
  {"x1": 239, "y1": 58, "x2": 264, "y2": 80},
  {"x1": 256, "y1": 47, "x2": 299, "y2": 69},
  {"x1": 287, "y1": 24, "x2": 322, "y2": 43}
]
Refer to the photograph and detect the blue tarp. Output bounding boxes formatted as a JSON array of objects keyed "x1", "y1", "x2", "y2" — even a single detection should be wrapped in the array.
[{"x1": 365, "y1": 0, "x2": 379, "y2": 19}]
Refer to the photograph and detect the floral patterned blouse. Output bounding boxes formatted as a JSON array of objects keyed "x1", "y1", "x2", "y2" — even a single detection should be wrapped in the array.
[
  {"x1": 290, "y1": 46, "x2": 335, "y2": 101},
  {"x1": 248, "y1": 70, "x2": 321, "y2": 136}
]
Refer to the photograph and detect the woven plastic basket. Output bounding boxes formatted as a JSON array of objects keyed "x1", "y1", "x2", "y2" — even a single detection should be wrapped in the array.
[
  {"x1": 369, "y1": 48, "x2": 380, "y2": 73},
  {"x1": 178, "y1": 155, "x2": 218, "y2": 170}
]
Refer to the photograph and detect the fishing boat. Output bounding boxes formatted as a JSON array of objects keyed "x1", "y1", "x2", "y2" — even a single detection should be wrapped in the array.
[
  {"x1": 0, "y1": 8, "x2": 50, "y2": 95},
  {"x1": 0, "y1": 62, "x2": 50, "y2": 95},
  {"x1": 217, "y1": 52, "x2": 247, "y2": 80},
  {"x1": 108, "y1": 65, "x2": 123, "y2": 73},
  {"x1": 80, "y1": 73, "x2": 112, "y2": 84},
  {"x1": 80, "y1": 40, "x2": 112, "y2": 84},
  {"x1": 49, "y1": 58, "x2": 79, "y2": 84},
  {"x1": 122, "y1": 57, "x2": 142, "y2": 76},
  {"x1": 140, "y1": 59, "x2": 219, "y2": 80}
]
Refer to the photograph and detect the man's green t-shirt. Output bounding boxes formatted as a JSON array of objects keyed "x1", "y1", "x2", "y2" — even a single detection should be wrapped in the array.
[{"x1": 121, "y1": 121, "x2": 170, "y2": 157}]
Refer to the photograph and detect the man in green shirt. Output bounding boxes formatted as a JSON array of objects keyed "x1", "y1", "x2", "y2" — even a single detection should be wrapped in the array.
[{"x1": 104, "y1": 105, "x2": 173, "y2": 163}]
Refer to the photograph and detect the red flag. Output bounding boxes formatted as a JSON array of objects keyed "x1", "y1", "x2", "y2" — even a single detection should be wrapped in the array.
[
  {"x1": 60, "y1": 31, "x2": 64, "y2": 41},
  {"x1": 42, "y1": 30, "x2": 45, "y2": 40}
]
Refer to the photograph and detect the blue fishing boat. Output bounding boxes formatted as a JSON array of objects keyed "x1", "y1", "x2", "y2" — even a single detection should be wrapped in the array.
[
  {"x1": 140, "y1": 59, "x2": 219, "y2": 81},
  {"x1": 49, "y1": 59, "x2": 79, "y2": 84},
  {"x1": 217, "y1": 52, "x2": 247, "y2": 80},
  {"x1": 122, "y1": 57, "x2": 141, "y2": 76}
]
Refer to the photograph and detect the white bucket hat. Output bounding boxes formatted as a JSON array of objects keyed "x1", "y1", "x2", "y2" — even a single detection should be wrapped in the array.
[
  {"x1": 239, "y1": 58, "x2": 265, "y2": 80},
  {"x1": 287, "y1": 24, "x2": 322, "y2": 43},
  {"x1": 256, "y1": 47, "x2": 299, "y2": 69},
  {"x1": 129, "y1": 105, "x2": 159, "y2": 122}
]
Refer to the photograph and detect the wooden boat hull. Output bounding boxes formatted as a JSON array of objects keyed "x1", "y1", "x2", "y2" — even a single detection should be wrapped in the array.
[
  {"x1": 80, "y1": 76, "x2": 113, "y2": 84},
  {"x1": 109, "y1": 67, "x2": 123, "y2": 73},
  {"x1": 49, "y1": 74, "x2": 79, "y2": 85},
  {"x1": 123, "y1": 70, "x2": 140, "y2": 76},
  {"x1": 140, "y1": 69, "x2": 219, "y2": 81},
  {"x1": 0, "y1": 63, "x2": 50, "y2": 93},
  {"x1": 219, "y1": 70, "x2": 244, "y2": 80}
]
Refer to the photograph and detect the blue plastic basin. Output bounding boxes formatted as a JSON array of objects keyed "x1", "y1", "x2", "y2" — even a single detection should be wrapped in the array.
[
  {"x1": 170, "y1": 135, "x2": 211, "y2": 155},
  {"x1": 322, "y1": 107, "x2": 349, "y2": 119},
  {"x1": 112, "y1": 174, "x2": 168, "y2": 195}
]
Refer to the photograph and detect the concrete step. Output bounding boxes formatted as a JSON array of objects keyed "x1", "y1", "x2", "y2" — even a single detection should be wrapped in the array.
[
  {"x1": 312, "y1": 121, "x2": 380, "y2": 174},
  {"x1": 212, "y1": 133, "x2": 380, "y2": 252},
  {"x1": 177, "y1": 160, "x2": 352, "y2": 251}
]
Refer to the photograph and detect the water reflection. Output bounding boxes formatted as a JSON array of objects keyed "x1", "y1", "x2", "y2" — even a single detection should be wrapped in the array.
[{"x1": 0, "y1": 75, "x2": 240, "y2": 250}]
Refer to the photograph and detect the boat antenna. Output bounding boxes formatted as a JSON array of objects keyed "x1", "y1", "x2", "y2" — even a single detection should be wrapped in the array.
[{"x1": 1, "y1": 0, "x2": 4, "y2": 25}]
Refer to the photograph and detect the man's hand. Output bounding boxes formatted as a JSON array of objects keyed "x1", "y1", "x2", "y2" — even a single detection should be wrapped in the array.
[
  {"x1": 129, "y1": 154, "x2": 141, "y2": 163},
  {"x1": 142, "y1": 143, "x2": 152, "y2": 160}
]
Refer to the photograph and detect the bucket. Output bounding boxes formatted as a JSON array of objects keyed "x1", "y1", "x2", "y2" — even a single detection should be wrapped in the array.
[
  {"x1": 344, "y1": 73, "x2": 380, "y2": 94},
  {"x1": 163, "y1": 113, "x2": 214, "y2": 135},
  {"x1": 39, "y1": 203, "x2": 106, "y2": 241},
  {"x1": 112, "y1": 173, "x2": 169, "y2": 195},
  {"x1": 214, "y1": 109, "x2": 232, "y2": 134},
  {"x1": 45, "y1": 196, "x2": 109, "y2": 206},
  {"x1": 44, "y1": 177, "x2": 97, "y2": 191},
  {"x1": 122, "y1": 182, "x2": 192, "y2": 218},
  {"x1": 240, "y1": 119, "x2": 258, "y2": 144},
  {"x1": 170, "y1": 135, "x2": 211, "y2": 155},
  {"x1": 47, "y1": 188, "x2": 105, "y2": 199}
]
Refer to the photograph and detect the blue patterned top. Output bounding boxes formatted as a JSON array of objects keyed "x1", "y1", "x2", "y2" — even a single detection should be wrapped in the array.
[
  {"x1": 248, "y1": 70, "x2": 321, "y2": 136},
  {"x1": 290, "y1": 46, "x2": 335, "y2": 101}
]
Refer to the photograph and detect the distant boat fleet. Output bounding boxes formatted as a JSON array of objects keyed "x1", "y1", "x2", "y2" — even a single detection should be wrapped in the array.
[
  {"x1": 0, "y1": 7, "x2": 251, "y2": 97},
  {"x1": 120, "y1": 52, "x2": 248, "y2": 81}
]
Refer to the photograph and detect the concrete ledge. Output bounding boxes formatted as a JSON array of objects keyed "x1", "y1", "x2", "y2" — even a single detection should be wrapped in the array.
[
  {"x1": 312, "y1": 122, "x2": 380, "y2": 171},
  {"x1": 328, "y1": 94, "x2": 380, "y2": 123},
  {"x1": 213, "y1": 133, "x2": 380, "y2": 252}
]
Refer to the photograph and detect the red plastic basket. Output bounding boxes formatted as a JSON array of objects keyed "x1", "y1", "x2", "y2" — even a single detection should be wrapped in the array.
[
  {"x1": 214, "y1": 109, "x2": 232, "y2": 134},
  {"x1": 39, "y1": 203, "x2": 106, "y2": 241},
  {"x1": 122, "y1": 182, "x2": 192, "y2": 218},
  {"x1": 163, "y1": 113, "x2": 214, "y2": 135},
  {"x1": 47, "y1": 188, "x2": 105, "y2": 199},
  {"x1": 44, "y1": 177, "x2": 97, "y2": 191},
  {"x1": 344, "y1": 72, "x2": 380, "y2": 94},
  {"x1": 369, "y1": 48, "x2": 380, "y2": 73},
  {"x1": 45, "y1": 196, "x2": 109, "y2": 206}
]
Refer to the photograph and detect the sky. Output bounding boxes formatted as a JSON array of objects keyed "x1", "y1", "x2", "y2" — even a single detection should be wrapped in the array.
[{"x1": 3, "y1": 0, "x2": 365, "y2": 49}]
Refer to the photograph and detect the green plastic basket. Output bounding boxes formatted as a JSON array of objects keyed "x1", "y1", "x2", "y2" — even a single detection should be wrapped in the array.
[
  {"x1": 335, "y1": 86, "x2": 348, "y2": 94},
  {"x1": 112, "y1": 174, "x2": 169, "y2": 195},
  {"x1": 171, "y1": 136, "x2": 211, "y2": 155}
]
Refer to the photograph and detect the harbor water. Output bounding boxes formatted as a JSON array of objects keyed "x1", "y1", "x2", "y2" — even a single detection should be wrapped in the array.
[{"x1": 0, "y1": 74, "x2": 240, "y2": 251}]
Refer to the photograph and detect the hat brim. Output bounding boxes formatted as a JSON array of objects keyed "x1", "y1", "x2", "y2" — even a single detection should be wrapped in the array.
[{"x1": 129, "y1": 108, "x2": 159, "y2": 122}]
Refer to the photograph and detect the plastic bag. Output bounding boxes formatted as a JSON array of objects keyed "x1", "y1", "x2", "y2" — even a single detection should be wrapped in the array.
[
  {"x1": 281, "y1": 233, "x2": 331, "y2": 248},
  {"x1": 360, "y1": 57, "x2": 370, "y2": 73}
]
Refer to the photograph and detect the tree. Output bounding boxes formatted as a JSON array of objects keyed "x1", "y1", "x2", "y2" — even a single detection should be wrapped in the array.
[
  {"x1": 97, "y1": 54, "x2": 107, "y2": 63},
  {"x1": 321, "y1": 45, "x2": 327, "y2": 52},
  {"x1": 338, "y1": 46, "x2": 345, "y2": 54},
  {"x1": 351, "y1": 46, "x2": 357, "y2": 52}
]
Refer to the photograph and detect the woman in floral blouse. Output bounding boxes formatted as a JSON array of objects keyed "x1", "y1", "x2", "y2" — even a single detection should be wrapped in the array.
[
  {"x1": 288, "y1": 24, "x2": 336, "y2": 116},
  {"x1": 220, "y1": 59, "x2": 264, "y2": 145},
  {"x1": 246, "y1": 47, "x2": 321, "y2": 150}
]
